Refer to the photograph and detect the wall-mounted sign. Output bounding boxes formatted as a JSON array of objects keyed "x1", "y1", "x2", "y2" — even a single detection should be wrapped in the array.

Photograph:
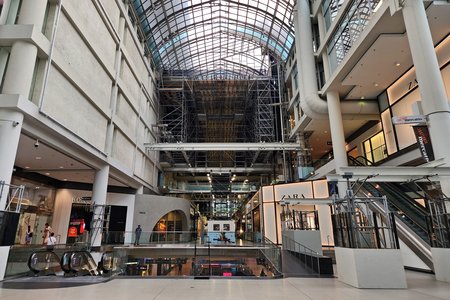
[
  {"x1": 72, "y1": 196, "x2": 92, "y2": 204},
  {"x1": 413, "y1": 125, "x2": 434, "y2": 162},
  {"x1": 392, "y1": 115, "x2": 427, "y2": 125},
  {"x1": 68, "y1": 226, "x2": 78, "y2": 237}
]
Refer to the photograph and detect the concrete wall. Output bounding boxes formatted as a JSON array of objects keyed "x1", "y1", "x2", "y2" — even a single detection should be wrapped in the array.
[
  {"x1": 52, "y1": 189, "x2": 135, "y2": 244},
  {"x1": 0, "y1": 246, "x2": 10, "y2": 281},
  {"x1": 283, "y1": 230, "x2": 323, "y2": 255},
  {"x1": 432, "y1": 248, "x2": 450, "y2": 283},
  {"x1": 133, "y1": 195, "x2": 191, "y2": 233},
  {"x1": 335, "y1": 247, "x2": 407, "y2": 289},
  {"x1": 25, "y1": 0, "x2": 159, "y2": 189}
]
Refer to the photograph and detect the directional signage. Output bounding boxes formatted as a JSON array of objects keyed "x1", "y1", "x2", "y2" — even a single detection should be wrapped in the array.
[{"x1": 392, "y1": 115, "x2": 427, "y2": 125}]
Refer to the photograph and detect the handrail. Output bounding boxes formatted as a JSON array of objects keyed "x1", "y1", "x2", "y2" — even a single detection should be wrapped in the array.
[
  {"x1": 259, "y1": 237, "x2": 282, "y2": 276},
  {"x1": 281, "y1": 234, "x2": 321, "y2": 256},
  {"x1": 281, "y1": 234, "x2": 323, "y2": 275},
  {"x1": 348, "y1": 156, "x2": 430, "y2": 225}
]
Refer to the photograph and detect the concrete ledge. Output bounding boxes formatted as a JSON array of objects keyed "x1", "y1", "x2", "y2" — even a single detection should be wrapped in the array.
[
  {"x1": 335, "y1": 247, "x2": 407, "y2": 288},
  {"x1": 0, "y1": 246, "x2": 11, "y2": 281},
  {"x1": 431, "y1": 247, "x2": 450, "y2": 283}
]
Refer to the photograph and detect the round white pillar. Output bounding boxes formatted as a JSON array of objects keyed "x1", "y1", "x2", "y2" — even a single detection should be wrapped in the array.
[
  {"x1": 91, "y1": 165, "x2": 109, "y2": 247},
  {"x1": 402, "y1": 0, "x2": 450, "y2": 162},
  {"x1": 0, "y1": 0, "x2": 48, "y2": 209},
  {"x1": 0, "y1": 111, "x2": 24, "y2": 209},
  {"x1": 18, "y1": 0, "x2": 48, "y2": 29},
  {"x1": 327, "y1": 91, "x2": 348, "y2": 197},
  {"x1": 2, "y1": 41, "x2": 38, "y2": 96},
  {"x1": 402, "y1": 0, "x2": 450, "y2": 201}
]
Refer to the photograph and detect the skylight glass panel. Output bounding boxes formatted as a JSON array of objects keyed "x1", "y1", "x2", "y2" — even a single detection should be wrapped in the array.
[{"x1": 133, "y1": 0, "x2": 295, "y2": 77}]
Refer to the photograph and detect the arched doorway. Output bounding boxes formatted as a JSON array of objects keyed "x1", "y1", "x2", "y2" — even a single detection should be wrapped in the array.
[{"x1": 151, "y1": 210, "x2": 187, "y2": 243}]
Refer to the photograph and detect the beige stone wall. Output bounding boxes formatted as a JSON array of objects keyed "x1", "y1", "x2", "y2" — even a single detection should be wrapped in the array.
[{"x1": 29, "y1": 0, "x2": 159, "y2": 188}]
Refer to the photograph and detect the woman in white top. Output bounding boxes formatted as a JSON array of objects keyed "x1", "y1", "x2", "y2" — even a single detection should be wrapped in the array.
[
  {"x1": 47, "y1": 232, "x2": 57, "y2": 250},
  {"x1": 43, "y1": 223, "x2": 52, "y2": 244}
]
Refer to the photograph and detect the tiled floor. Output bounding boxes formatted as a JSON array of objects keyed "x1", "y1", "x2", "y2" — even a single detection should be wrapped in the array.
[{"x1": 1, "y1": 271, "x2": 450, "y2": 300}]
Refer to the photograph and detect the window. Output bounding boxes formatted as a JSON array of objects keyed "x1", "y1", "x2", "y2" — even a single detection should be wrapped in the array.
[{"x1": 363, "y1": 131, "x2": 387, "y2": 163}]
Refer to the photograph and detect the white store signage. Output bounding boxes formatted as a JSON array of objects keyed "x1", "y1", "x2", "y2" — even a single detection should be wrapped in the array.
[{"x1": 392, "y1": 115, "x2": 427, "y2": 125}]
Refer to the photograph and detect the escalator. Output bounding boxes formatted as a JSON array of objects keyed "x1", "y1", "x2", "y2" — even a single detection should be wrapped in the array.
[
  {"x1": 28, "y1": 251, "x2": 62, "y2": 276},
  {"x1": 348, "y1": 156, "x2": 434, "y2": 269},
  {"x1": 29, "y1": 250, "x2": 99, "y2": 277},
  {"x1": 60, "y1": 251, "x2": 99, "y2": 276}
]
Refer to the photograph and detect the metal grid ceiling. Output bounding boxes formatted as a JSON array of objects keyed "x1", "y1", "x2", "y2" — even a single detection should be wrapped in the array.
[{"x1": 133, "y1": 0, "x2": 295, "y2": 77}]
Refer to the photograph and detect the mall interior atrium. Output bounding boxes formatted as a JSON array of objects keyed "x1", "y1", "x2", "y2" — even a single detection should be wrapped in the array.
[{"x1": 0, "y1": 0, "x2": 450, "y2": 294}]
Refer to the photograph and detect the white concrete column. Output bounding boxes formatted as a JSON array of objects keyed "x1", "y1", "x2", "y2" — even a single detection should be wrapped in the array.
[
  {"x1": 327, "y1": 91, "x2": 348, "y2": 197},
  {"x1": 2, "y1": 41, "x2": 38, "y2": 97},
  {"x1": 91, "y1": 165, "x2": 109, "y2": 246},
  {"x1": 17, "y1": 0, "x2": 48, "y2": 29},
  {"x1": 317, "y1": 10, "x2": 331, "y2": 80},
  {"x1": 2, "y1": 0, "x2": 48, "y2": 95},
  {"x1": 0, "y1": 0, "x2": 48, "y2": 209},
  {"x1": 136, "y1": 185, "x2": 144, "y2": 195},
  {"x1": 0, "y1": 111, "x2": 23, "y2": 209},
  {"x1": 402, "y1": 0, "x2": 450, "y2": 201}
]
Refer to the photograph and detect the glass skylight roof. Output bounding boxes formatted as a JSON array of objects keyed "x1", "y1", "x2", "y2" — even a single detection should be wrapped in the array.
[{"x1": 133, "y1": 0, "x2": 295, "y2": 77}]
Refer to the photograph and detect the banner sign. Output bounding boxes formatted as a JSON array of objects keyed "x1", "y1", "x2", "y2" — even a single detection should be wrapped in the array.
[
  {"x1": 392, "y1": 115, "x2": 427, "y2": 125},
  {"x1": 413, "y1": 126, "x2": 434, "y2": 162}
]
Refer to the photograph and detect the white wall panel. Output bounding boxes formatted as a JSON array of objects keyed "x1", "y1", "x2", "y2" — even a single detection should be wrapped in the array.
[
  {"x1": 54, "y1": 13, "x2": 112, "y2": 113},
  {"x1": 112, "y1": 129, "x2": 135, "y2": 168},
  {"x1": 120, "y1": 59, "x2": 140, "y2": 109},
  {"x1": 98, "y1": 0, "x2": 121, "y2": 31},
  {"x1": 63, "y1": 0, "x2": 116, "y2": 71},
  {"x1": 123, "y1": 26, "x2": 148, "y2": 82},
  {"x1": 116, "y1": 92, "x2": 138, "y2": 138},
  {"x1": 43, "y1": 68, "x2": 108, "y2": 150}
]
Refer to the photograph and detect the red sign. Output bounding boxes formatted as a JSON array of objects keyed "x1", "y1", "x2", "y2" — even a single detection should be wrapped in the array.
[
  {"x1": 413, "y1": 126, "x2": 434, "y2": 162},
  {"x1": 68, "y1": 226, "x2": 78, "y2": 237},
  {"x1": 80, "y1": 219, "x2": 85, "y2": 234},
  {"x1": 223, "y1": 272, "x2": 232, "y2": 277}
]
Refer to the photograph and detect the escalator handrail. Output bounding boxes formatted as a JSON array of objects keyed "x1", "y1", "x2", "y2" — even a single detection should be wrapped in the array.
[
  {"x1": 348, "y1": 156, "x2": 429, "y2": 216},
  {"x1": 28, "y1": 250, "x2": 60, "y2": 273},
  {"x1": 348, "y1": 156, "x2": 430, "y2": 235}
]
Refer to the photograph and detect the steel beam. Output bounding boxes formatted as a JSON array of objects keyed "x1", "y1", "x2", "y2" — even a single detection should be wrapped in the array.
[
  {"x1": 163, "y1": 166, "x2": 272, "y2": 173},
  {"x1": 326, "y1": 166, "x2": 450, "y2": 182},
  {"x1": 145, "y1": 142, "x2": 302, "y2": 151}
]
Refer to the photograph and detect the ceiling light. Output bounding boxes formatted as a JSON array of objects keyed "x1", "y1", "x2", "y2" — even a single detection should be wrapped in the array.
[
  {"x1": 35, "y1": 156, "x2": 42, "y2": 160},
  {"x1": 395, "y1": 62, "x2": 401, "y2": 67},
  {"x1": 63, "y1": 179, "x2": 68, "y2": 181},
  {"x1": 374, "y1": 83, "x2": 379, "y2": 87},
  {"x1": 25, "y1": 166, "x2": 30, "y2": 169},
  {"x1": 59, "y1": 166, "x2": 64, "y2": 169},
  {"x1": 360, "y1": 96, "x2": 365, "y2": 100},
  {"x1": 45, "y1": 172, "x2": 50, "y2": 175}
]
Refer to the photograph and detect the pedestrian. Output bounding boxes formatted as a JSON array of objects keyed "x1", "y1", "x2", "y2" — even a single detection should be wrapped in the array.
[
  {"x1": 47, "y1": 232, "x2": 57, "y2": 250},
  {"x1": 42, "y1": 223, "x2": 52, "y2": 244},
  {"x1": 25, "y1": 225, "x2": 33, "y2": 245},
  {"x1": 134, "y1": 225, "x2": 142, "y2": 245}
]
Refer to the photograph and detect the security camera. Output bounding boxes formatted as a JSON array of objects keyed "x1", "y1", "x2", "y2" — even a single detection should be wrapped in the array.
[{"x1": 34, "y1": 140, "x2": 39, "y2": 148}]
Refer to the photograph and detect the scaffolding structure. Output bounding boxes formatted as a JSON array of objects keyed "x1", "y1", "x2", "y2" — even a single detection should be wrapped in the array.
[{"x1": 157, "y1": 75, "x2": 281, "y2": 170}]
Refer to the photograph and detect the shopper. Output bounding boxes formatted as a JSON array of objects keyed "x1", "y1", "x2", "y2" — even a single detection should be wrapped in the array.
[
  {"x1": 47, "y1": 232, "x2": 57, "y2": 250},
  {"x1": 134, "y1": 225, "x2": 142, "y2": 245},
  {"x1": 25, "y1": 226, "x2": 33, "y2": 245},
  {"x1": 42, "y1": 223, "x2": 52, "y2": 244}
]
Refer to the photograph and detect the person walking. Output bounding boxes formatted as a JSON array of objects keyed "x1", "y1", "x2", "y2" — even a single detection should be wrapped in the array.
[
  {"x1": 134, "y1": 225, "x2": 142, "y2": 245},
  {"x1": 25, "y1": 225, "x2": 33, "y2": 245},
  {"x1": 46, "y1": 232, "x2": 57, "y2": 250},
  {"x1": 42, "y1": 223, "x2": 52, "y2": 245}
]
